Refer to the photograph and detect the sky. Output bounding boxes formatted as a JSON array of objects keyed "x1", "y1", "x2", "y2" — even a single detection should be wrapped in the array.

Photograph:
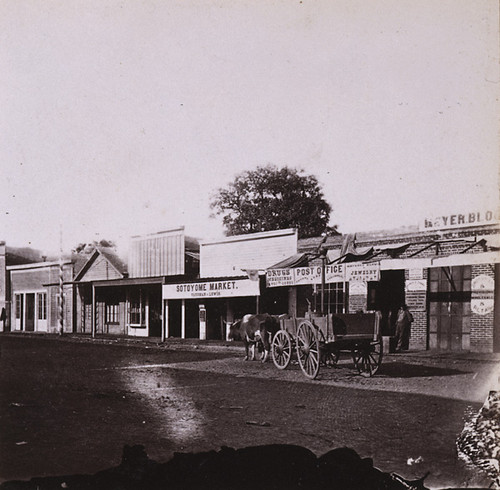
[{"x1": 0, "y1": 0, "x2": 498, "y2": 255}]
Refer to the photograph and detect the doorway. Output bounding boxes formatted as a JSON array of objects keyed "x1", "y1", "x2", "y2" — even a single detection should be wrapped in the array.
[
  {"x1": 205, "y1": 299, "x2": 226, "y2": 340},
  {"x1": 25, "y1": 293, "x2": 35, "y2": 332},
  {"x1": 428, "y1": 266, "x2": 471, "y2": 351},
  {"x1": 167, "y1": 300, "x2": 182, "y2": 338},
  {"x1": 372, "y1": 270, "x2": 405, "y2": 336}
]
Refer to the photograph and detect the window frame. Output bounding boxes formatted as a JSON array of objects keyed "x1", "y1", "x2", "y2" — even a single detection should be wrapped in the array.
[
  {"x1": 105, "y1": 303, "x2": 120, "y2": 324},
  {"x1": 129, "y1": 290, "x2": 146, "y2": 327},
  {"x1": 37, "y1": 292, "x2": 47, "y2": 320},
  {"x1": 15, "y1": 294, "x2": 22, "y2": 319}
]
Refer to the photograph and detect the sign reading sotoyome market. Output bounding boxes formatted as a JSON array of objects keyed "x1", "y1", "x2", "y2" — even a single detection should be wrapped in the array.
[
  {"x1": 163, "y1": 279, "x2": 260, "y2": 299},
  {"x1": 420, "y1": 209, "x2": 499, "y2": 231}
]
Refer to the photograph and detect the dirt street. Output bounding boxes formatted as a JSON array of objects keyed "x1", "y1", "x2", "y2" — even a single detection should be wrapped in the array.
[{"x1": 0, "y1": 335, "x2": 497, "y2": 489}]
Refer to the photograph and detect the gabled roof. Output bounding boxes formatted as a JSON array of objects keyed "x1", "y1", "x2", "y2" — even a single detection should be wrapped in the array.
[{"x1": 74, "y1": 247, "x2": 128, "y2": 282}]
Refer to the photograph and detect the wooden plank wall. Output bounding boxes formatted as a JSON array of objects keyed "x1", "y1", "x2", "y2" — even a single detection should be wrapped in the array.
[{"x1": 129, "y1": 231, "x2": 185, "y2": 278}]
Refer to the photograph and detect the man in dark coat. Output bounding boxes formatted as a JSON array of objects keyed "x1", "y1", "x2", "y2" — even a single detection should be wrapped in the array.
[{"x1": 395, "y1": 304, "x2": 413, "y2": 352}]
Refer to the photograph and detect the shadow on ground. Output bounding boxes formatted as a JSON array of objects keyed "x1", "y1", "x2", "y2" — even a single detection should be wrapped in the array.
[
  {"x1": 377, "y1": 362, "x2": 470, "y2": 378},
  {"x1": 0, "y1": 444, "x2": 434, "y2": 490}
]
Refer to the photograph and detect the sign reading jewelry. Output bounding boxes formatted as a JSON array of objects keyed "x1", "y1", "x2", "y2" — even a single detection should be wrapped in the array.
[{"x1": 163, "y1": 279, "x2": 260, "y2": 299}]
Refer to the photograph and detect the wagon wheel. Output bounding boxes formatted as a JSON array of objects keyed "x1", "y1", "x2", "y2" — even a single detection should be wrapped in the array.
[
  {"x1": 296, "y1": 320, "x2": 320, "y2": 379},
  {"x1": 271, "y1": 330, "x2": 292, "y2": 370},
  {"x1": 352, "y1": 340, "x2": 383, "y2": 377}
]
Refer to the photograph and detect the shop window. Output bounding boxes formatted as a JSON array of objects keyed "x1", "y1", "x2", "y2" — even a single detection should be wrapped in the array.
[
  {"x1": 15, "y1": 294, "x2": 21, "y2": 319},
  {"x1": 429, "y1": 266, "x2": 471, "y2": 297},
  {"x1": 314, "y1": 283, "x2": 346, "y2": 314},
  {"x1": 37, "y1": 293, "x2": 47, "y2": 320},
  {"x1": 130, "y1": 291, "x2": 146, "y2": 326},
  {"x1": 106, "y1": 303, "x2": 120, "y2": 324}
]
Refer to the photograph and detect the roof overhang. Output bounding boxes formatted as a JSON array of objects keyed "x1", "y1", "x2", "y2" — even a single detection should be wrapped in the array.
[
  {"x1": 8, "y1": 260, "x2": 72, "y2": 271},
  {"x1": 378, "y1": 251, "x2": 500, "y2": 270}
]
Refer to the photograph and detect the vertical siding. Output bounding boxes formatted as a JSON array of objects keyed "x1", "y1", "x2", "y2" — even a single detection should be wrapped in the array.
[{"x1": 129, "y1": 230, "x2": 185, "y2": 278}]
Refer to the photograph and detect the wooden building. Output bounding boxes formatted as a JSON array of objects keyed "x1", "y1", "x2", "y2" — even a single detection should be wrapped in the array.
[
  {"x1": 8, "y1": 259, "x2": 77, "y2": 334},
  {"x1": 162, "y1": 228, "x2": 298, "y2": 339},
  {"x1": 74, "y1": 227, "x2": 199, "y2": 338}
]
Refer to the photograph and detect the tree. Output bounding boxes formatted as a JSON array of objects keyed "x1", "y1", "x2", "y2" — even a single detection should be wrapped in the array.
[
  {"x1": 210, "y1": 165, "x2": 336, "y2": 238},
  {"x1": 72, "y1": 239, "x2": 116, "y2": 254}
]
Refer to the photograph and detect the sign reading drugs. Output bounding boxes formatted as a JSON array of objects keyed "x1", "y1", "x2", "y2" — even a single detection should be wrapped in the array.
[
  {"x1": 266, "y1": 268, "x2": 294, "y2": 288},
  {"x1": 163, "y1": 279, "x2": 260, "y2": 299}
]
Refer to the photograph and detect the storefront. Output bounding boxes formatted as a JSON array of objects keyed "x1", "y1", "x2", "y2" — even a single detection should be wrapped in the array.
[
  {"x1": 162, "y1": 277, "x2": 261, "y2": 340},
  {"x1": 159, "y1": 228, "x2": 298, "y2": 340},
  {"x1": 74, "y1": 227, "x2": 199, "y2": 339},
  {"x1": 8, "y1": 260, "x2": 75, "y2": 334},
  {"x1": 288, "y1": 215, "x2": 500, "y2": 353}
]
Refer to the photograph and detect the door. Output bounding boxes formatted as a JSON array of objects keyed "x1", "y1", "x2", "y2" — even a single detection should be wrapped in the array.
[
  {"x1": 428, "y1": 266, "x2": 471, "y2": 350},
  {"x1": 167, "y1": 300, "x2": 182, "y2": 338},
  {"x1": 148, "y1": 290, "x2": 162, "y2": 338},
  {"x1": 370, "y1": 270, "x2": 405, "y2": 336},
  {"x1": 25, "y1": 293, "x2": 35, "y2": 332},
  {"x1": 205, "y1": 299, "x2": 226, "y2": 340}
]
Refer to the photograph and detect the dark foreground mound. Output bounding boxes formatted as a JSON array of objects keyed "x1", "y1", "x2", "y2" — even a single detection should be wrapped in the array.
[{"x1": 1, "y1": 444, "x2": 430, "y2": 490}]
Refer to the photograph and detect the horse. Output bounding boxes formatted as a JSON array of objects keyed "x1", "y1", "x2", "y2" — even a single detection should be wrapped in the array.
[{"x1": 228, "y1": 313, "x2": 282, "y2": 362}]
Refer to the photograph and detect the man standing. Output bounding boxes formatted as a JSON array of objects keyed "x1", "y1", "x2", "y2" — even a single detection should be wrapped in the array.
[{"x1": 395, "y1": 304, "x2": 413, "y2": 352}]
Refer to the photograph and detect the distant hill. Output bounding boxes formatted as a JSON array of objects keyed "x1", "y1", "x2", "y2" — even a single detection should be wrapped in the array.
[{"x1": 6, "y1": 246, "x2": 53, "y2": 265}]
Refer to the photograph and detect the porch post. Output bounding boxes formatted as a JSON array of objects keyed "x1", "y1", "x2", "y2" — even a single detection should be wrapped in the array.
[
  {"x1": 91, "y1": 284, "x2": 96, "y2": 339},
  {"x1": 181, "y1": 299, "x2": 186, "y2": 339},
  {"x1": 163, "y1": 299, "x2": 170, "y2": 340}
]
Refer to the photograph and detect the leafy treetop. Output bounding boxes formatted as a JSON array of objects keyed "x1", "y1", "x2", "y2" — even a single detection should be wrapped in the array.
[{"x1": 210, "y1": 165, "x2": 336, "y2": 238}]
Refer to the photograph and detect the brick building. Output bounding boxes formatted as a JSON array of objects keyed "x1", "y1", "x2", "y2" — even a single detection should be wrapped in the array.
[{"x1": 267, "y1": 211, "x2": 500, "y2": 353}]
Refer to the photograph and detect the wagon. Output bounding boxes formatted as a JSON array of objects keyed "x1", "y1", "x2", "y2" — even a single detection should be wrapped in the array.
[{"x1": 271, "y1": 312, "x2": 382, "y2": 379}]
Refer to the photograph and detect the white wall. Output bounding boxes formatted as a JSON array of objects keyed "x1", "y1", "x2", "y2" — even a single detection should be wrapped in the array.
[{"x1": 200, "y1": 229, "x2": 297, "y2": 278}]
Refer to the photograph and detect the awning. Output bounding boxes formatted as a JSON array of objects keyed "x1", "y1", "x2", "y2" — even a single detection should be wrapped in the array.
[
  {"x1": 267, "y1": 253, "x2": 311, "y2": 269},
  {"x1": 342, "y1": 247, "x2": 374, "y2": 262},
  {"x1": 328, "y1": 247, "x2": 374, "y2": 264},
  {"x1": 477, "y1": 235, "x2": 500, "y2": 250}
]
